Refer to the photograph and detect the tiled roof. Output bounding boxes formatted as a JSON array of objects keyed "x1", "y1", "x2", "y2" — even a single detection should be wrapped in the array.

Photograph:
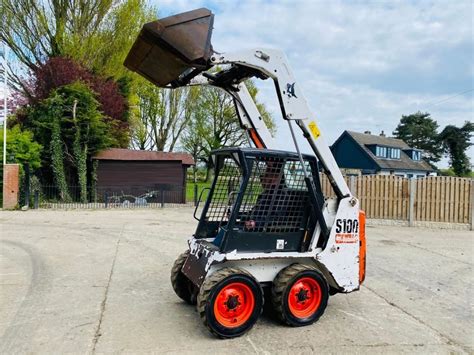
[
  {"x1": 93, "y1": 148, "x2": 195, "y2": 165},
  {"x1": 346, "y1": 131, "x2": 434, "y2": 172}
]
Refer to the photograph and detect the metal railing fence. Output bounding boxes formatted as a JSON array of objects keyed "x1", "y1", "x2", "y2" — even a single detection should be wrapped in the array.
[{"x1": 34, "y1": 184, "x2": 188, "y2": 209}]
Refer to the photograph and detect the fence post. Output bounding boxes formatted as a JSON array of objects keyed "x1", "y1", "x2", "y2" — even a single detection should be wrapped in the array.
[
  {"x1": 34, "y1": 190, "x2": 39, "y2": 209},
  {"x1": 349, "y1": 176, "x2": 356, "y2": 196},
  {"x1": 409, "y1": 178, "x2": 416, "y2": 227},
  {"x1": 104, "y1": 192, "x2": 108, "y2": 208},
  {"x1": 161, "y1": 188, "x2": 165, "y2": 208},
  {"x1": 470, "y1": 180, "x2": 474, "y2": 231},
  {"x1": 194, "y1": 184, "x2": 198, "y2": 207}
]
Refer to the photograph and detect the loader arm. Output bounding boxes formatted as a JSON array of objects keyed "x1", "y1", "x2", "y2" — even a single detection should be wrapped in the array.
[
  {"x1": 205, "y1": 49, "x2": 351, "y2": 199},
  {"x1": 122, "y1": 7, "x2": 350, "y2": 199}
]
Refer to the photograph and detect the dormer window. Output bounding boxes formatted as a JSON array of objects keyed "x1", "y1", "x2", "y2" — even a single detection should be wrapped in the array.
[
  {"x1": 403, "y1": 149, "x2": 422, "y2": 161},
  {"x1": 412, "y1": 150, "x2": 421, "y2": 161},
  {"x1": 388, "y1": 147, "x2": 401, "y2": 159},
  {"x1": 373, "y1": 145, "x2": 400, "y2": 159}
]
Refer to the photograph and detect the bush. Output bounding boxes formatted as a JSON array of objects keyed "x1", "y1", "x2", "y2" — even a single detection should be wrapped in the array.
[{"x1": 0, "y1": 124, "x2": 42, "y2": 169}]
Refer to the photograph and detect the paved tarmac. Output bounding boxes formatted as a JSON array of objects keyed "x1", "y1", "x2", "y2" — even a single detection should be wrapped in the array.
[{"x1": 0, "y1": 209, "x2": 472, "y2": 354}]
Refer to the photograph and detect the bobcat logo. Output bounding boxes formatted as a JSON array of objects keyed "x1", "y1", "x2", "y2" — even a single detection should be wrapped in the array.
[{"x1": 286, "y1": 82, "x2": 297, "y2": 98}]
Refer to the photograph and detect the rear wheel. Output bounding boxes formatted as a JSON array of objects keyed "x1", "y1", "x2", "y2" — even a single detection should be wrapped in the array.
[
  {"x1": 272, "y1": 264, "x2": 329, "y2": 326},
  {"x1": 170, "y1": 251, "x2": 197, "y2": 305},
  {"x1": 197, "y1": 268, "x2": 263, "y2": 338}
]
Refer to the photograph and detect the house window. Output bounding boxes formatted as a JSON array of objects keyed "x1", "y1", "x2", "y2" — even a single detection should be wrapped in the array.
[
  {"x1": 412, "y1": 151, "x2": 421, "y2": 161},
  {"x1": 389, "y1": 148, "x2": 400, "y2": 159},
  {"x1": 376, "y1": 146, "x2": 387, "y2": 157},
  {"x1": 375, "y1": 146, "x2": 400, "y2": 159}
]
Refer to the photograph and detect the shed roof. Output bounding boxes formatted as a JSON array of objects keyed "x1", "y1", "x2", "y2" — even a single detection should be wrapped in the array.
[
  {"x1": 344, "y1": 131, "x2": 434, "y2": 172},
  {"x1": 93, "y1": 148, "x2": 195, "y2": 165}
]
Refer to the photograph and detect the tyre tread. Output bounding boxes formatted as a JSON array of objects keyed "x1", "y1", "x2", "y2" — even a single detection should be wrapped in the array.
[
  {"x1": 271, "y1": 263, "x2": 328, "y2": 326},
  {"x1": 197, "y1": 267, "x2": 263, "y2": 338},
  {"x1": 170, "y1": 250, "x2": 195, "y2": 304}
]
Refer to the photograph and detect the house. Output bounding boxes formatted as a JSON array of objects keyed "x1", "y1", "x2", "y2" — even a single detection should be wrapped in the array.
[
  {"x1": 331, "y1": 131, "x2": 435, "y2": 178},
  {"x1": 92, "y1": 148, "x2": 194, "y2": 203}
]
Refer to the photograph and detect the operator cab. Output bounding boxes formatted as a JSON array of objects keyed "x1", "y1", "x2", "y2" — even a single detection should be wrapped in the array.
[{"x1": 194, "y1": 148, "x2": 325, "y2": 253}]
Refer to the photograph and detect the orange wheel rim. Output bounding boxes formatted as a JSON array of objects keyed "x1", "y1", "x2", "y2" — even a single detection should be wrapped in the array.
[
  {"x1": 288, "y1": 277, "x2": 322, "y2": 318},
  {"x1": 214, "y1": 282, "x2": 255, "y2": 328}
]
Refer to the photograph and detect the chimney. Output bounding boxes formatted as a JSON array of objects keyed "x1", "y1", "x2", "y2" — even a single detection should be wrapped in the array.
[
  {"x1": 364, "y1": 130, "x2": 371, "y2": 135},
  {"x1": 380, "y1": 130, "x2": 385, "y2": 137}
]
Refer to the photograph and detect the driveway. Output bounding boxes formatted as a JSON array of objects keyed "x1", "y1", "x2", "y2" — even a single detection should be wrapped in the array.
[{"x1": 0, "y1": 209, "x2": 472, "y2": 353}]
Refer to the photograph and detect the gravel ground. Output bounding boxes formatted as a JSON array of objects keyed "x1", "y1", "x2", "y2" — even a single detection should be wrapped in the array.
[{"x1": 0, "y1": 208, "x2": 472, "y2": 354}]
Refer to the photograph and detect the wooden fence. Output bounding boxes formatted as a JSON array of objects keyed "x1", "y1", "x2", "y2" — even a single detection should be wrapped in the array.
[{"x1": 320, "y1": 175, "x2": 473, "y2": 227}]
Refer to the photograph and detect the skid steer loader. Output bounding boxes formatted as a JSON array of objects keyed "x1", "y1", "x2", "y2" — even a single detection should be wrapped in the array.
[{"x1": 124, "y1": 8, "x2": 366, "y2": 339}]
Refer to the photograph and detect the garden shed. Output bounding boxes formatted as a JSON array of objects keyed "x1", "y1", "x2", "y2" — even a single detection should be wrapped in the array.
[{"x1": 92, "y1": 148, "x2": 194, "y2": 204}]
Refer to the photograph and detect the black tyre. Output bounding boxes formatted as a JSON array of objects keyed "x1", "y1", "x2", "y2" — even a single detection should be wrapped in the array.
[
  {"x1": 272, "y1": 264, "x2": 329, "y2": 327},
  {"x1": 170, "y1": 251, "x2": 197, "y2": 305},
  {"x1": 197, "y1": 268, "x2": 263, "y2": 339}
]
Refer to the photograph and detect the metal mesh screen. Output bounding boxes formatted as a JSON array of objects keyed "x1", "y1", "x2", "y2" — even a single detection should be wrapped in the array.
[
  {"x1": 205, "y1": 157, "x2": 242, "y2": 223},
  {"x1": 236, "y1": 157, "x2": 312, "y2": 233}
]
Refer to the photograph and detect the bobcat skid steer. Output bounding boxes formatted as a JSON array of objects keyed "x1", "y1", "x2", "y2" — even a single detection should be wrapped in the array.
[{"x1": 124, "y1": 8, "x2": 366, "y2": 339}]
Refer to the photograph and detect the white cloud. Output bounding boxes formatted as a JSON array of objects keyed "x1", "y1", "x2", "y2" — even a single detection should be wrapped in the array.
[
  {"x1": 152, "y1": 0, "x2": 473, "y2": 168},
  {"x1": 206, "y1": 1, "x2": 472, "y2": 78}
]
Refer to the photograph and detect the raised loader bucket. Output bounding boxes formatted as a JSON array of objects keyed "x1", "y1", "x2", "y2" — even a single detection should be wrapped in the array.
[{"x1": 124, "y1": 8, "x2": 214, "y2": 87}]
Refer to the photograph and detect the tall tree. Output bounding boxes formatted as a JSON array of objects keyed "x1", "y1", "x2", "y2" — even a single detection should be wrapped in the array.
[
  {"x1": 0, "y1": 0, "x2": 154, "y2": 93},
  {"x1": 180, "y1": 81, "x2": 276, "y2": 181},
  {"x1": 393, "y1": 112, "x2": 442, "y2": 166},
  {"x1": 439, "y1": 121, "x2": 473, "y2": 176},
  {"x1": 180, "y1": 111, "x2": 205, "y2": 183},
  {"x1": 197, "y1": 86, "x2": 246, "y2": 173},
  {"x1": 131, "y1": 83, "x2": 199, "y2": 151}
]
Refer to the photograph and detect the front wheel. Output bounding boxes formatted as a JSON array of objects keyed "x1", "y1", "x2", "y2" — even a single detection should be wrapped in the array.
[
  {"x1": 197, "y1": 268, "x2": 263, "y2": 338},
  {"x1": 272, "y1": 264, "x2": 329, "y2": 327}
]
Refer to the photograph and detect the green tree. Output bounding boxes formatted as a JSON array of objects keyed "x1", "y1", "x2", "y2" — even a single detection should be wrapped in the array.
[
  {"x1": 180, "y1": 96, "x2": 208, "y2": 183},
  {"x1": 26, "y1": 82, "x2": 113, "y2": 199},
  {"x1": 0, "y1": 125, "x2": 42, "y2": 168},
  {"x1": 0, "y1": 0, "x2": 154, "y2": 92},
  {"x1": 180, "y1": 80, "x2": 276, "y2": 181},
  {"x1": 393, "y1": 112, "x2": 442, "y2": 166},
  {"x1": 439, "y1": 121, "x2": 473, "y2": 176},
  {"x1": 0, "y1": 124, "x2": 43, "y2": 205},
  {"x1": 131, "y1": 82, "x2": 200, "y2": 151},
  {"x1": 62, "y1": 0, "x2": 155, "y2": 79}
]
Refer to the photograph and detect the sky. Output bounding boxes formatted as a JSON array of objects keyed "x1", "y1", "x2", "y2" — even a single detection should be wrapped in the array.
[{"x1": 154, "y1": 0, "x2": 473, "y2": 168}]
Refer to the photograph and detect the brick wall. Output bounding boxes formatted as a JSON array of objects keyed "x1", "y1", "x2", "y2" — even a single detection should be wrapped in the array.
[{"x1": 3, "y1": 164, "x2": 20, "y2": 209}]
